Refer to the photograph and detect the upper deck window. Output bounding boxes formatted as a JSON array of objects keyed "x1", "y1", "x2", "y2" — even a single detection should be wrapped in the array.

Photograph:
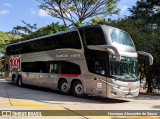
[
  {"x1": 110, "y1": 29, "x2": 134, "y2": 47},
  {"x1": 85, "y1": 27, "x2": 106, "y2": 45},
  {"x1": 6, "y1": 30, "x2": 81, "y2": 55}
]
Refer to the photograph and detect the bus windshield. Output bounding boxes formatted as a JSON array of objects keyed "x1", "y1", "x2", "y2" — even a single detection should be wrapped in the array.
[
  {"x1": 109, "y1": 55, "x2": 138, "y2": 80},
  {"x1": 110, "y1": 28, "x2": 134, "y2": 47}
]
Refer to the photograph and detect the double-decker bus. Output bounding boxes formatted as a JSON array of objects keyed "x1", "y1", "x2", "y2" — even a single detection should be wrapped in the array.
[{"x1": 5, "y1": 25, "x2": 153, "y2": 98}]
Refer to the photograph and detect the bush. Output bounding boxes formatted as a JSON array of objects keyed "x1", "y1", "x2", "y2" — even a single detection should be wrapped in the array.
[{"x1": 0, "y1": 72, "x2": 4, "y2": 77}]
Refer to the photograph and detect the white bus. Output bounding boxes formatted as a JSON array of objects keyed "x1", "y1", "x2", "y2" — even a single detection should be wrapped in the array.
[{"x1": 5, "y1": 25, "x2": 153, "y2": 98}]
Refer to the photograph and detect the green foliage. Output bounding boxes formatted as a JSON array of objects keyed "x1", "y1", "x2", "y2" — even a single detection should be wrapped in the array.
[
  {"x1": 0, "y1": 32, "x2": 10, "y2": 53},
  {"x1": 9, "y1": 22, "x2": 68, "y2": 43},
  {"x1": 37, "y1": 0, "x2": 119, "y2": 26},
  {"x1": 0, "y1": 32, "x2": 18, "y2": 55},
  {"x1": 12, "y1": 20, "x2": 37, "y2": 36},
  {"x1": 0, "y1": 32, "x2": 18, "y2": 73},
  {"x1": 22, "y1": 22, "x2": 69, "y2": 40},
  {"x1": 0, "y1": 32, "x2": 10, "y2": 44},
  {"x1": 86, "y1": 17, "x2": 107, "y2": 25},
  {"x1": 0, "y1": 56, "x2": 5, "y2": 72},
  {"x1": 129, "y1": 0, "x2": 160, "y2": 25},
  {"x1": 73, "y1": 21, "x2": 83, "y2": 27},
  {"x1": 127, "y1": 0, "x2": 160, "y2": 90}
]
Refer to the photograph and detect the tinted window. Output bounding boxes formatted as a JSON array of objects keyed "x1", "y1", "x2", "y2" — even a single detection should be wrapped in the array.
[
  {"x1": 85, "y1": 50, "x2": 108, "y2": 76},
  {"x1": 58, "y1": 31, "x2": 81, "y2": 49},
  {"x1": 89, "y1": 59, "x2": 107, "y2": 76},
  {"x1": 6, "y1": 44, "x2": 23, "y2": 55},
  {"x1": 6, "y1": 31, "x2": 81, "y2": 55},
  {"x1": 60, "y1": 61, "x2": 81, "y2": 74},
  {"x1": 22, "y1": 62, "x2": 48, "y2": 73},
  {"x1": 22, "y1": 61, "x2": 81, "y2": 75},
  {"x1": 85, "y1": 27, "x2": 106, "y2": 45}
]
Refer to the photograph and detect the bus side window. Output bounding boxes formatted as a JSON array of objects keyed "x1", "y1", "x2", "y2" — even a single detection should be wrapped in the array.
[
  {"x1": 95, "y1": 60, "x2": 106, "y2": 76},
  {"x1": 50, "y1": 63, "x2": 60, "y2": 74},
  {"x1": 50, "y1": 64, "x2": 54, "y2": 73},
  {"x1": 60, "y1": 61, "x2": 81, "y2": 74},
  {"x1": 85, "y1": 27, "x2": 105, "y2": 45}
]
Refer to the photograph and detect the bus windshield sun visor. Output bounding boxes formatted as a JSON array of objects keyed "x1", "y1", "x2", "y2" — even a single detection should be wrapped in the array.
[
  {"x1": 137, "y1": 51, "x2": 153, "y2": 65},
  {"x1": 87, "y1": 45, "x2": 121, "y2": 61}
]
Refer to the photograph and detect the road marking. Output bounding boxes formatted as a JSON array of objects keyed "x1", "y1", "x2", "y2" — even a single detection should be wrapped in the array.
[
  {"x1": 0, "y1": 99, "x2": 11, "y2": 106},
  {"x1": 9, "y1": 99, "x2": 65, "y2": 110}
]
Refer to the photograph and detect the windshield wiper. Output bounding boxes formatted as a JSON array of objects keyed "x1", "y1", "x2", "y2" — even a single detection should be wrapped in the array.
[{"x1": 115, "y1": 76, "x2": 121, "y2": 80}]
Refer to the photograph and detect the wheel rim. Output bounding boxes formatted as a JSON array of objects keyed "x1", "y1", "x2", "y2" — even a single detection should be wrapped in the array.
[
  {"x1": 75, "y1": 84, "x2": 84, "y2": 95},
  {"x1": 61, "y1": 82, "x2": 68, "y2": 93}
]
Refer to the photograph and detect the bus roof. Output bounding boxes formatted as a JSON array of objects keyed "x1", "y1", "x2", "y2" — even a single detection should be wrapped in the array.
[{"x1": 6, "y1": 24, "x2": 122, "y2": 47}]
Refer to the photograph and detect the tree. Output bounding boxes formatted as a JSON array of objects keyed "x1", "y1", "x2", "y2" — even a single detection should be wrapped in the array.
[
  {"x1": 37, "y1": 0, "x2": 119, "y2": 26},
  {"x1": 0, "y1": 56, "x2": 5, "y2": 73},
  {"x1": 0, "y1": 31, "x2": 20, "y2": 55},
  {"x1": 127, "y1": 0, "x2": 160, "y2": 93},
  {"x1": 0, "y1": 31, "x2": 10, "y2": 54},
  {"x1": 129, "y1": 0, "x2": 160, "y2": 25},
  {"x1": 33, "y1": 22, "x2": 68, "y2": 37},
  {"x1": 86, "y1": 16, "x2": 107, "y2": 25},
  {"x1": 11, "y1": 20, "x2": 37, "y2": 36},
  {"x1": 22, "y1": 22, "x2": 68, "y2": 40},
  {"x1": 0, "y1": 32, "x2": 18, "y2": 72}
]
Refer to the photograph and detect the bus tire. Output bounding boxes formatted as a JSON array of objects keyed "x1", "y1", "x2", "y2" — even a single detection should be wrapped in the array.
[
  {"x1": 59, "y1": 80, "x2": 70, "y2": 94},
  {"x1": 72, "y1": 81, "x2": 84, "y2": 97},
  {"x1": 17, "y1": 76, "x2": 23, "y2": 87}
]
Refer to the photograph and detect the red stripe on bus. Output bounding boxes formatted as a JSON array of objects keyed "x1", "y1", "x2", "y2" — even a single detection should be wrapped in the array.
[{"x1": 60, "y1": 74, "x2": 78, "y2": 77}]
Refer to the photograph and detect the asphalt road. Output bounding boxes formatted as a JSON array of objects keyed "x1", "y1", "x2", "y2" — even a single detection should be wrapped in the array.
[{"x1": 0, "y1": 78, "x2": 160, "y2": 119}]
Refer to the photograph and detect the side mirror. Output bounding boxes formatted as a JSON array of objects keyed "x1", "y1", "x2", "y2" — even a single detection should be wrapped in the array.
[
  {"x1": 87, "y1": 45, "x2": 121, "y2": 61},
  {"x1": 137, "y1": 51, "x2": 153, "y2": 65}
]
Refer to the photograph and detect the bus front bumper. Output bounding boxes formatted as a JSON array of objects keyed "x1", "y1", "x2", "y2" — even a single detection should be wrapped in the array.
[{"x1": 107, "y1": 84, "x2": 140, "y2": 98}]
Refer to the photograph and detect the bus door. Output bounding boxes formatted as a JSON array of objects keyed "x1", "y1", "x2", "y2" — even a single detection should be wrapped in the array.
[{"x1": 92, "y1": 59, "x2": 107, "y2": 96}]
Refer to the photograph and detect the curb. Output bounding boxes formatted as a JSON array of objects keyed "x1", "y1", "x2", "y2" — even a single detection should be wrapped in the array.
[{"x1": 139, "y1": 92, "x2": 160, "y2": 96}]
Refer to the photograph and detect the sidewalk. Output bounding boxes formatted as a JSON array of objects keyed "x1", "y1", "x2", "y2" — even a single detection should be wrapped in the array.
[{"x1": 140, "y1": 88, "x2": 160, "y2": 96}]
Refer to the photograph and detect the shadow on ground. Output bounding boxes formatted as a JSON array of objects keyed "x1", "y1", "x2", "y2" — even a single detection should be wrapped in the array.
[{"x1": 0, "y1": 80, "x2": 129, "y2": 104}]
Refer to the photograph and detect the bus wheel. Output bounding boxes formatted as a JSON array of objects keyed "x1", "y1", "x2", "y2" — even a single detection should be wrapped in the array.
[
  {"x1": 59, "y1": 80, "x2": 69, "y2": 94},
  {"x1": 12, "y1": 75, "x2": 17, "y2": 85},
  {"x1": 72, "y1": 81, "x2": 84, "y2": 97},
  {"x1": 17, "y1": 76, "x2": 23, "y2": 87}
]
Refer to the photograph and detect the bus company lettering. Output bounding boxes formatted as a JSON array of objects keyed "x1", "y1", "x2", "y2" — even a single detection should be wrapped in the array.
[
  {"x1": 56, "y1": 54, "x2": 68, "y2": 58},
  {"x1": 9, "y1": 55, "x2": 21, "y2": 71},
  {"x1": 56, "y1": 54, "x2": 80, "y2": 58}
]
